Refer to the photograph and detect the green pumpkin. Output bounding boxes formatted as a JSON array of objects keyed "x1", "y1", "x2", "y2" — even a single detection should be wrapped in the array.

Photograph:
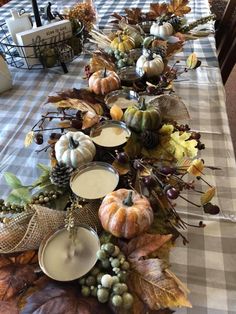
[{"x1": 124, "y1": 99, "x2": 162, "y2": 133}]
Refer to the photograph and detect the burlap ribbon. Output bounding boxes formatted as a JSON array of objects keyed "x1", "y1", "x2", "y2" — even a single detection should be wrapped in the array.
[{"x1": 0, "y1": 201, "x2": 101, "y2": 254}]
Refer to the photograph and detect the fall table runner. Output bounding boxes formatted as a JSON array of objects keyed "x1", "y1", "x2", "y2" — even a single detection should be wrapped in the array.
[{"x1": 0, "y1": 0, "x2": 236, "y2": 313}]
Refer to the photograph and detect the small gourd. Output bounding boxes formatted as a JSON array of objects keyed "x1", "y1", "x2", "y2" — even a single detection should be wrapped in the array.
[
  {"x1": 123, "y1": 98, "x2": 162, "y2": 132},
  {"x1": 88, "y1": 68, "x2": 121, "y2": 95},
  {"x1": 136, "y1": 49, "x2": 164, "y2": 78},
  {"x1": 150, "y1": 22, "x2": 174, "y2": 38},
  {"x1": 55, "y1": 131, "x2": 96, "y2": 168},
  {"x1": 110, "y1": 34, "x2": 135, "y2": 53},
  {"x1": 98, "y1": 189, "x2": 153, "y2": 239}
]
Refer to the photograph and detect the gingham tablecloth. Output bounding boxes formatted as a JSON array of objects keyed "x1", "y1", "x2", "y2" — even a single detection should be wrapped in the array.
[{"x1": 0, "y1": 1, "x2": 236, "y2": 313}]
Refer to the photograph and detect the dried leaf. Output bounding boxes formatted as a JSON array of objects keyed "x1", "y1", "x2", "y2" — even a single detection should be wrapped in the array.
[
  {"x1": 24, "y1": 131, "x2": 34, "y2": 148},
  {"x1": 18, "y1": 277, "x2": 110, "y2": 314},
  {"x1": 112, "y1": 159, "x2": 130, "y2": 175},
  {"x1": 124, "y1": 133, "x2": 142, "y2": 158},
  {"x1": 82, "y1": 111, "x2": 100, "y2": 129},
  {"x1": 167, "y1": 0, "x2": 191, "y2": 16},
  {"x1": 0, "y1": 251, "x2": 38, "y2": 301},
  {"x1": 50, "y1": 157, "x2": 58, "y2": 168},
  {"x1": 51, "y1": 98, "x2": 102, "y2": 115},
  {"x1": 201, "y1": 187, "x2": 216, "y2": 205},
  {"x1": 127, "y1": 233, "x2": 172, "y2": 260},
  {"x1": 166, "y1": 42, "x2": 184, "y2": 58},
  {"x1": 57, "y1": 120, "x2": 71, "y2": 128},
  {"x1": 148, "y1": 95, "x2": 190, "y2": 121},
  {"x1": 90, "y1": 55, "x2": 116, "y2": 73},
  {"x1": 129, "y1": 259, "x2": 192, "y2": 310},
  {"x1": 0, "y1": 301, "x2": 19, "y2": 314},
  {"x1": 187, "y1": 159, "x2": 204, "y2": 176},
  {"x1": 147, "y1": 3, "x2": 169, "y2": 20},
  {"x1": 186, "y1": 52, "x2": 198, "y2": 69},
  {"x1": 124, "y1": 8, "x2": 143, "y2": 24}
]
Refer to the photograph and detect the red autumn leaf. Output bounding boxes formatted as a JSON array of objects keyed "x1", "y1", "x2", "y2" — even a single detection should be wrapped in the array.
[
  {"x1": 19, "y1": 277, "x2": 110, "y2": 314},
  {"x1": 147, "y1": 3, "x2": 169, "y2": 20}
]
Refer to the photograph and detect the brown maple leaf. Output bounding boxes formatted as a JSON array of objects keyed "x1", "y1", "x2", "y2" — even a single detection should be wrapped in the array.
[
  {"x1": 128, "y1": 259, "x2": 192, "y2": 310},
  {"x1": 167, "y1": 0, "x2": 191, "y2": 16},
  {"x1": 124, "y1": 8, "x2": 143, "y2": 24},
  {"x1": 146, "y1": 3, "x2": 169, "y2": 20},
  {"x1": 0, "y1": 251, "x2": 38, "y2": 301},
  {"x1": 127, "y1": 233, "x2": 173, "y2": 260},
  {"x1": 18, "y1": 277, "x2": 110, "y2": 314}
]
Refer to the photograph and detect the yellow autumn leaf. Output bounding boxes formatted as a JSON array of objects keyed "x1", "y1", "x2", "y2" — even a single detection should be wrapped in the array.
[
  {"x1": 168, "y1": 0, "x2": 191, "y2": 16},
  {"x1": 186, "y1": 53, "x2": 198, "y2": 69},
  {"x1": 170, "y1": 131, "x2": 198, "y2": 160},
  {"x1": 24, "y1": 131, "x2": 34, "y2": 147},
  {"x1": 187, "y1": 158, "x2": 204, "y2": 176},
  {"x1": 110, "y1": 104, "x2": 123, "y2": 121},
  {"x1": 159, "y1": 124, "x2": 174, "y2": 135},
  {"x1": 201, "y1": 187, "x2": 216, "y2": 205}
]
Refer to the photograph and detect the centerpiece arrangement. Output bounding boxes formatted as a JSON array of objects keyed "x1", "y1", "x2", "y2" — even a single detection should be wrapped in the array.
[{"x1": 0, "y1": 1, "x2": 219, "y2": 313}]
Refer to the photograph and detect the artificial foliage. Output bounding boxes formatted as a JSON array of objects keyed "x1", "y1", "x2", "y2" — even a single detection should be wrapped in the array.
[{"x1": 0, "y1": 1, "x2": 220, "y2": 313}]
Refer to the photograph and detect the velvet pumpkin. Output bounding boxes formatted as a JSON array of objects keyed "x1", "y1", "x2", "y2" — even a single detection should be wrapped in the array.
[
  {"x1": 88, "y1": 69, "x2": 121, "y2": 95},
  {"x1": 98, "y1": 189, "x2": 153, "y2": 239}
]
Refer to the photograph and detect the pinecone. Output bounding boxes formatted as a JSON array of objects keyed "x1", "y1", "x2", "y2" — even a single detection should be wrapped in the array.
[
  {"x1": 50, "y1": 164, "x2": 74, "y2": 187},
  {"x1": 141, "y1": 131, "x2": 159, "y2": 149},
  {"x1": 152, "y1": 45, "x2": 167, "y2": 59}
]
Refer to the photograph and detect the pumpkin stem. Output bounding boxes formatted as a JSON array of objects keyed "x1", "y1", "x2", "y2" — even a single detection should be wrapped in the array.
[
  {"x1": 103, "y1": 67, "x2": 107, "y2": 77},
  {"x1": 139, "y1": 98, "x2": 146, "y2": 111},
  {"x1": 146, "y1": 49, "x2": 153, "y2": 61},
  {"x1": 123, "y1": 191, "x2": 133, "y2": 206},
  {"x1": 69, "y1": 136, "x2": 79, "y2": 149}
]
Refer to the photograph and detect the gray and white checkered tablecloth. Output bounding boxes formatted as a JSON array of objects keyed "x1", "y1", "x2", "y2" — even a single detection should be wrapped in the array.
[{"x1": 0, "y1": 0, "x2": 236, "y2": 313}]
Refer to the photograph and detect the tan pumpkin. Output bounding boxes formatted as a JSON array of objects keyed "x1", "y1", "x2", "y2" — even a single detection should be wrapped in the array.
[
  {"x1": 98, "y1": 189, "x2": 153, "y2": 239},
  {"x1": 88, "y1": 69, "x2": 121, "y2": 95},
  {"x1": 110, "y1": 34, "x2": 135, "y2": 53}
]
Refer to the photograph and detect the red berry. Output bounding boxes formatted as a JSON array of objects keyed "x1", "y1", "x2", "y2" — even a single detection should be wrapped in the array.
[
  {"x1": 116, "y1": 152, "x2": 129, "y2": 164},
  {"x1": 166, "y1": 187, "x2": 179, "y2": 199}
]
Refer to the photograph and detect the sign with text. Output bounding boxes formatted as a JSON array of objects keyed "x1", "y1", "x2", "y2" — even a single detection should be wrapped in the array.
[{"x1": 16, "y1": 20, "x2": 72, "y2": 67}]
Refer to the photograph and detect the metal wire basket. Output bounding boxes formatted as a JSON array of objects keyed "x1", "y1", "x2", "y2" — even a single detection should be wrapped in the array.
[{"x1": 0, "y1": 20, "x2": 84, "y2": 73}]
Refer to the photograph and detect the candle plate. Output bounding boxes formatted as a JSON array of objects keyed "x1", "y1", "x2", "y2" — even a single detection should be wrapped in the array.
[
  {"x1": 104, "y1": 89, "x2": 139, "y2": 109},
  {"x1": 70, "y1": 161, "x2": 119, "y2": 200},
  {"x1": 39, "y1": 226, "x2": 100, "y2": 281}
]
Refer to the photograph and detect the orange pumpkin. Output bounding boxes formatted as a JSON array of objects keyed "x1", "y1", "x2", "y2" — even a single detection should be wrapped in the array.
[
  {"x1": 88, "y1": 69, "x2": 121, "y2": 95},
  {"x1": 98, "y1": 189, "x2": 153, "y2": 239}
]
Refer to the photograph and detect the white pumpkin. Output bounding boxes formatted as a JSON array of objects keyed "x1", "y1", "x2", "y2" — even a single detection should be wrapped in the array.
[
  {"x1": 136, "y1": 50, "x2": 164, "y2": 78},
  {"x1": 150, "y1": 22, "x2": 173, "y2": 38},
  {"x1": 55, "y1": 131, "x2": 96, "y2": 168}
]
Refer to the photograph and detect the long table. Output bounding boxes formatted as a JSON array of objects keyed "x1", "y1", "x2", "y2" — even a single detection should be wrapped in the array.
[{"x1": 1, "y1": 0, "x2": 236, "y2": 313}]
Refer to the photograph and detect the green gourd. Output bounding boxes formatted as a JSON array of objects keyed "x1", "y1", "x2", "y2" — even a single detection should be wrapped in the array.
[{"x1": 123, "y1": 98, "x2": 162, "y2": 133}]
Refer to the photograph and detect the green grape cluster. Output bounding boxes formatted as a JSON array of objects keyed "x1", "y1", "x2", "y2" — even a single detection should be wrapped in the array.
[
  {"x1": 78, "y1": 242, "x2": 134, "y2": 309},
  {"x1": 107, "y1": 48, "x2": 134, "y2": 69}
]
